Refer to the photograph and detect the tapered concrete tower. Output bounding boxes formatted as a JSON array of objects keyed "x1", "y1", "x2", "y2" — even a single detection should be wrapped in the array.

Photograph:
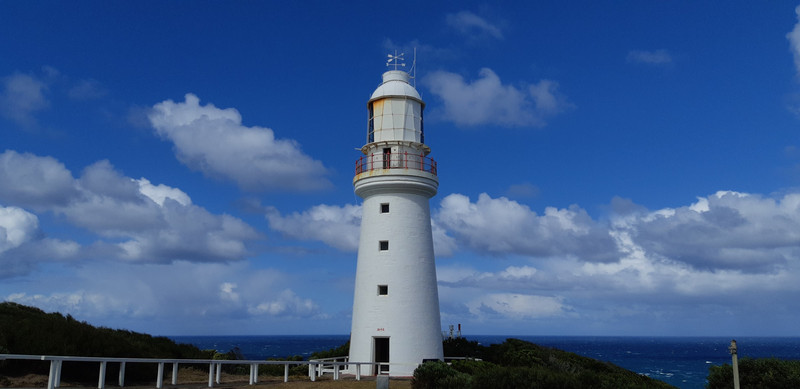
[{"x1": 348, "y1": 64, "x2": 443, "y2": 376}]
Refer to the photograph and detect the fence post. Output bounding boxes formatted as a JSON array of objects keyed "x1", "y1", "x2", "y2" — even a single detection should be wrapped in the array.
[
  {"x1": 172, "y1": 362, "x2": 179, "y2": 385},
  {"x1": 156, "y1": 362, "x2": 164, "y2": 389},
  {"x1": 98, "y1": 361, "x2": 107, "y2": 389},
  {"x1": 355, "y1": 363, "x2": 361, "y2": 381},
  {"x1": 207, "y1": 363, "x2": 214, "y2": 388},
  {"x1": 215, "y1": 363, "x2": 221, "y2": 384},
  {"x1": 118, "y1": 361, "x2": 125, "y2": 387},
  {"x1": 47, "y1": 360, "x2": 58, "y2": 389},
  {"x1": 284, "y1": 363, "x2": 289, "y2": 382}
]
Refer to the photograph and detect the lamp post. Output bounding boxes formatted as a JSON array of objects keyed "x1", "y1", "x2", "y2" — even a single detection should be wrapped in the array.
[{"x1": 729, "y1": 339, "x2": 740, "y2": 389}]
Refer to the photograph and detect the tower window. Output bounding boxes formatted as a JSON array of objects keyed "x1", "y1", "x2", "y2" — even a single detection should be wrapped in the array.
[
  {"x1": 379, "y1": 240, "x2": 389, "y2": 251},
  {"x1": 378, "y1": 285, "x2": 388, "y2": 295},
  {"x1": 380, "y1": 203, "x2": 390, "y2": 213}
]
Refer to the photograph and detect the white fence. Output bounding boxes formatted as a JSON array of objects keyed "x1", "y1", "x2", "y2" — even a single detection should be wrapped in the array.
[{"x1": 0, "y1": 353, "x2": 389, "y2": 389}]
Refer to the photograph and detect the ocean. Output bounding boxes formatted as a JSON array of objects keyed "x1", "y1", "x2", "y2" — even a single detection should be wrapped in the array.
[{"x1": 168, "y1": 335, "x2": 800, "y2": 389}]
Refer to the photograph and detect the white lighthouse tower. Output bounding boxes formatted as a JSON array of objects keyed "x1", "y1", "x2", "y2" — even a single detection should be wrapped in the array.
[{"x1": 348, "y1": 57, "x2": 443, "y2": 377}]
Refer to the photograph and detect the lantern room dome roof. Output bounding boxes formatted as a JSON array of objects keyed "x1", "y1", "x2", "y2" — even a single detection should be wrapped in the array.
[{"x1": 369, "y1": 70, "x2": 422, "y2": 103}]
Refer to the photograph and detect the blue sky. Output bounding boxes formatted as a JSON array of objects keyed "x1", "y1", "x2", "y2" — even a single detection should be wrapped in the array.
[{"x1": 2, "y1": 1, "x2": 800, "y2": 337}]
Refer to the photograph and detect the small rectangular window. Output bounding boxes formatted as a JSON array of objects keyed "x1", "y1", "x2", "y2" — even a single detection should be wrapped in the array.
[
  {"x1": 380, "y1": 203, "x2": 389, "y2": 213},
  {"x1": 379, "y1": 240, "x2": 389, "y2": 251},
  {"x1": 378, "y1": 285, "x2": 388, "y2": 295}
]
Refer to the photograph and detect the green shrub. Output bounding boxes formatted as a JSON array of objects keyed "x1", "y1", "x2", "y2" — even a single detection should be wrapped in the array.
[
  {"x1": 443, "y1": 337, "x2": 484, "y2": 359},
  {"x1": 707, "y1": 357, "x2": 800, "y2": 389},
  {"x1": 412, "y1": 361, "x2": 473, "y2": 389},
  {"x1": 310, "y1": 341, "x2": 349, "y2": 359}
]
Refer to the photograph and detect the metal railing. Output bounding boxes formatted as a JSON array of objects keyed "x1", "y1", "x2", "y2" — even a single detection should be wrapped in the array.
[
  {"x1": 355, "y1": 152, "x2": 437, "y2": 176},
  {"x1": 0, "y1": 353, "x2": 393, "y2": 389}
]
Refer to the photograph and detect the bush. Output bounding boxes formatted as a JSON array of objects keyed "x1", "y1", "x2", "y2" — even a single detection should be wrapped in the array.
[
  {"x1": 707, "y1": 357, "x2": 800, "y2": 389},
  {"x1": 412, "y1": 361, "x2": 473, "y2": 389},
  {"x1": 310, "y1": 341, "x2": 349, "y2": 360}
]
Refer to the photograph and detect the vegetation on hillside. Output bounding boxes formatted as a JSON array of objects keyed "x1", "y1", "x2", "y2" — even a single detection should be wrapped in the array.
[
  {"x1": 0, "y1": 302, "x2": 211, "y2": 382},
  {"x1": 706, "y1": 357, "x2": 800, "y2": 389},
  {"x1": 412, "y1": 337, "x2": 677, "y2": 389}
]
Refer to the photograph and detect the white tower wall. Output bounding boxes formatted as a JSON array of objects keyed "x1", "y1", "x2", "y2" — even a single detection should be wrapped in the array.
[{"x1": 348, "y1": 68, "x2": 443, "y2": 377}]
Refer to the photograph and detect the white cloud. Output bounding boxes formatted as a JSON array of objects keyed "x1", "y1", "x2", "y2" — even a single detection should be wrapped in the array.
[
  {"x1": 248, "y1": 289, "x2": 320, "y2": 317},
  {"x1": 0, "y1": 72, "x2": 49, "y2": 126},
  {"x1": 788, "y1": 5, "x2": 800, "y2": 77},
  {"x1": 626, "y1": 49, "x2": 673, "y2": 65},
  {"x1": 136, "y1": 178, "x2": 191, "y2": 206},
  {"x1": 626, "y1": 190, "x2": 800, "y2": 272},
  {"x1": 148, "y1": 94, "x2": 331, "y2": 192},
  {"x1": 265, "y1": 204, "x2": 362, "y2": 252},
  {"x1": 445, "y1": 11, "x2": 503, "y2": 40},
  {"x1": 4, "y1": 261, "x2": 323, "y2": 325},
  {"x1": 0, "y1": 150, "x2": 261, "y2": 269},
  {"x1": 0, "y1": 206, "x2": 39, "y2": 253},
  {"x1": 423, "y1": 68, "x2": 572, "y2": 127},
  {"x1": 433, "y1": 189, "x2": 800, "y2": 328},
  {"x1": 0, "y1": 150, "x2": 77, "y2": 209},
  {"x1": 467, "y1": 293, "x2": 567, "y2": 319},
  {"x1": 435, "y1": 193, "x2": 618, "y2": 261}
]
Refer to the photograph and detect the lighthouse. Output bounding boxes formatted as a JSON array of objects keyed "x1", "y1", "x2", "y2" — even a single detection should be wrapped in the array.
[{"x1": 348, "y1": 59, "x2": 443, "y2": 377}]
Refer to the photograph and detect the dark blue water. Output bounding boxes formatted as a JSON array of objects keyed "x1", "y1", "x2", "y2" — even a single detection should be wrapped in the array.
[{"x1": 168, "y1": 335, "x2": 800, "y2": 389}]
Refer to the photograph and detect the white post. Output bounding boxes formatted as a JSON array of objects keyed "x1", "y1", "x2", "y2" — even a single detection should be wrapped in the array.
[
  {"x1": 249, "y1": 364, "x2": 254, "y2": 385},
  {"x1": 283, "y1": 363, "x2": 289, "y2": 383},
  {"x1": 215, "y1": 363, "x2": 221, "y2": 384},
  {"x1": 207, "y1": 363, "x2": 214, "y2": 388},
  {"x1": 55, "y1": 360, "x2": 62, "y2": 388},
  {"x1": 47, "y1": 360, "x2": 58, "y2": 389},
  {"x1": 309, "y1": 363, "x2": 316, "y2": 382},
  {"x1": 98, "y1": 361, "x2": 107, "y2": 389},
  {"x1": 730, "y1": 340, "x2": 740, "y2": 389},
  {"x1": 156, "y1": 362, "x2": 164, "y2": 389},
  {"x1": 172, "y1": 363, "x2": 179, "y2": 385},
  {"x1": 118, "y1": 361, "x2": 126, "y2": 387},
  {"x1": 355, "y1": 363, "x2": 361, "y2": 381},
  {"x1": 253, "y1": 364, "x2": 258, "y2": 383},
  {"x1": 333, "y1": 362, "x2": 339, "y2": 380}
]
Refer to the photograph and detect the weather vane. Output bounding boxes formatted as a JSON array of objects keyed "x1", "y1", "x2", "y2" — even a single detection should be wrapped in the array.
[{"x1": 386, "y1": 50, "x2": 405, "y2": 70}]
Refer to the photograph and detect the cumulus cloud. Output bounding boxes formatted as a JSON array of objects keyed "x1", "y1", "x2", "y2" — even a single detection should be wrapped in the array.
[
  {"x1": 4, "y1": 261, "x2": 323, "y2": 325},
  {"x1": 626, "y1": 49, "x2": 673, "y2": 65},
  {"x1": 0, "y1": 204, "x2": 80, "y2": 278},
  {"x1": 423, "y1": 68, "x2": 572, "y2": 127},
  {"x1": 248, "y1": 289, "x2": 320, "y2": 317},
  {"x1": 788, "y1": 5, "x2": 800, "y2": 77},
  {"x1": 136, "y1": 178, "x2": 191, "y2": 206},
  {"x1": 0, "y1": 206, "x2": 39, "y2": 253},
  {"x1": 148, "y1": 94, "x2": 331, "y2": 192},
  {"x1": 265, "y1": 204, "x2": 362, "y2": 252},
  {"x1": 435, "y1": 193, "x2": 619, "y2": 261},
  {"x1": 446, "y1": 11, "x2": 503, "y2": 40},
  {"x1": 626, "y1": 191, "x2": 800, "y2": 272},
  {"x1": 467, "y1": 293, "x2": 567, "y2": 319},
  {"x1": 0, "y1": 72, "x2": 49, "y2": 126},
  {"x1": 0, "y1": 150, "x2": 261, "y2": 270},
  {"x1": 433, "y1": 189, "x2": 800, "y2": 327},
  {"x1": 0, "y1": 150, "x2": 77, "y2": 208}
]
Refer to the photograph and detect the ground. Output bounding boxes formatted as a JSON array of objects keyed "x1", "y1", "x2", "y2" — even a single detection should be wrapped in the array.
[{"x1": 0, "y1": 369, "x2": 413, "y2": 389}]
